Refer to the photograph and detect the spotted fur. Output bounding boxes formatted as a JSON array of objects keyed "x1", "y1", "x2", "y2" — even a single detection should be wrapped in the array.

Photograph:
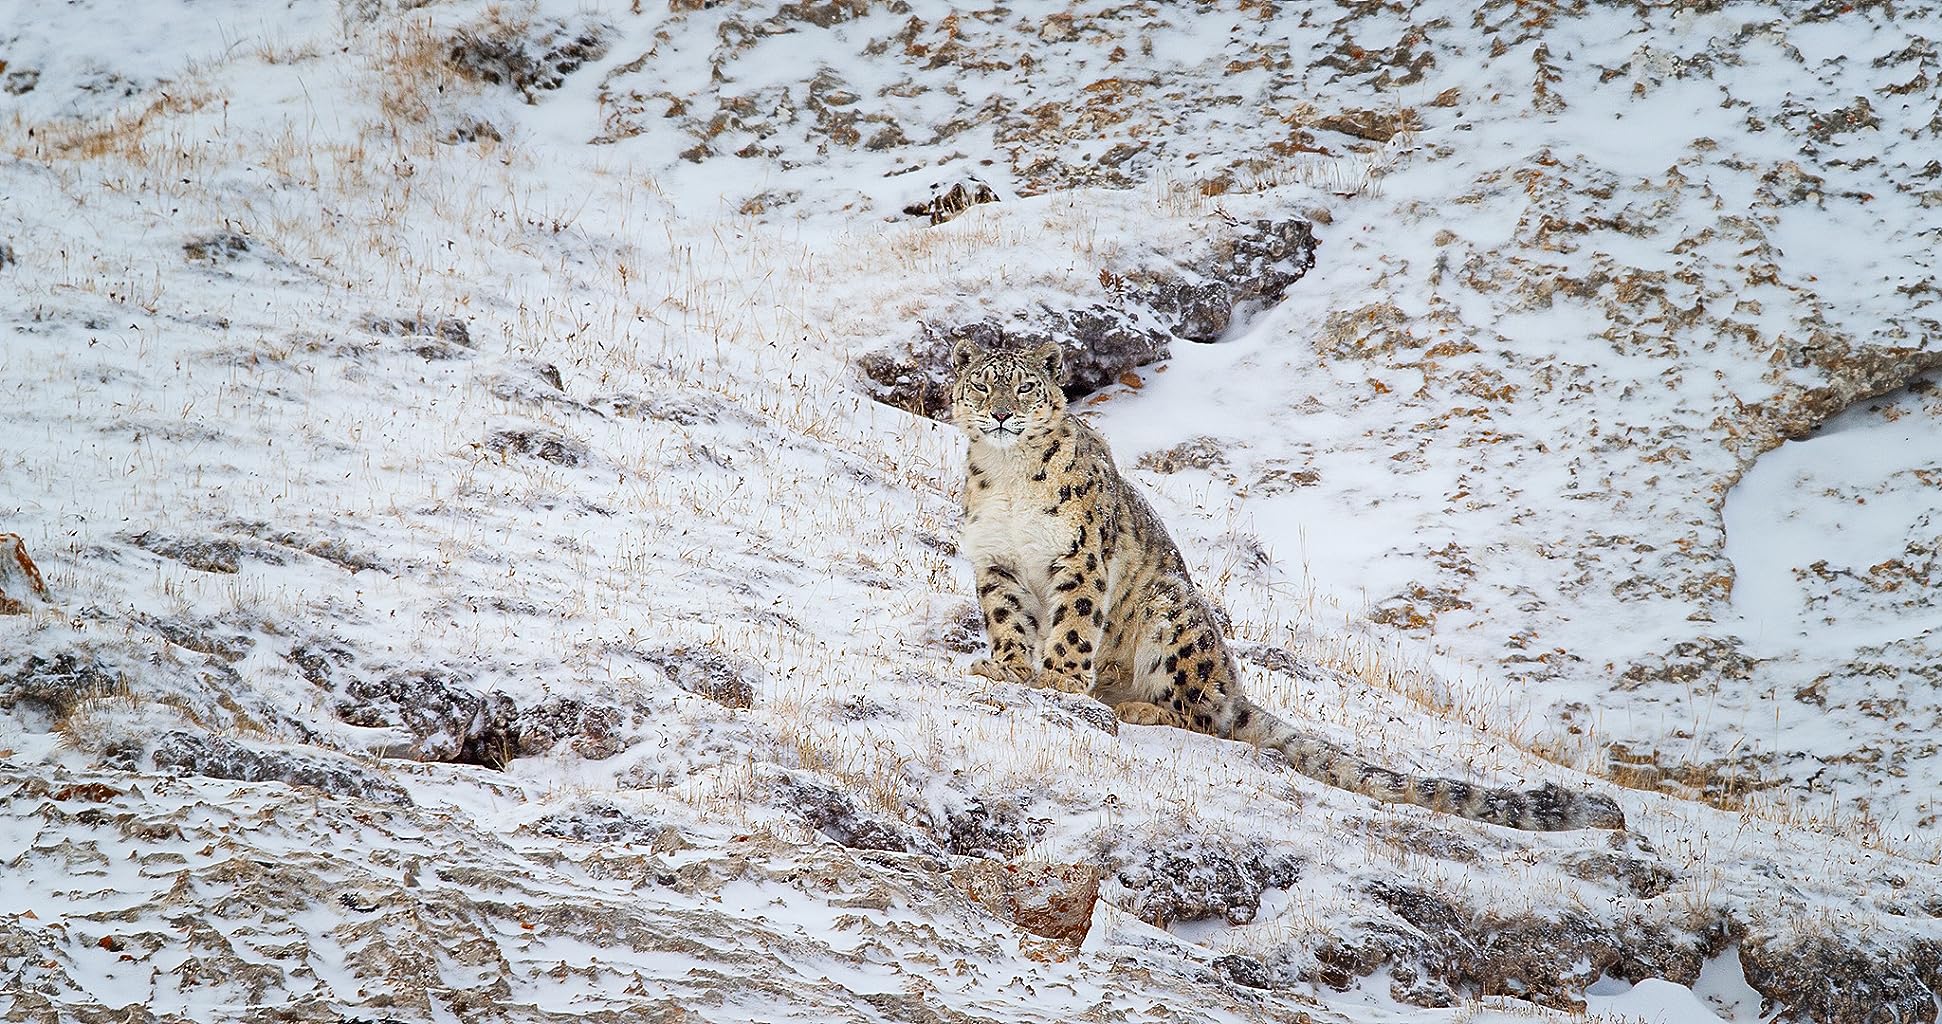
[{"x1": 949, "y1": 341, "x2": 1624, "y2": 832}]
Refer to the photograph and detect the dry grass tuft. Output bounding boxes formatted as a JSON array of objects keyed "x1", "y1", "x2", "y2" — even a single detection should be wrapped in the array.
[{"x1": 14, "y1": 82, "x2": 217, "y2": 163}]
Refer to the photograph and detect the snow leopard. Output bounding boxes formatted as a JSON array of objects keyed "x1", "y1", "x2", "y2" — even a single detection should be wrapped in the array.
[{"x1": 949, "y1": 340, "x2": 1624, "y2": 831}]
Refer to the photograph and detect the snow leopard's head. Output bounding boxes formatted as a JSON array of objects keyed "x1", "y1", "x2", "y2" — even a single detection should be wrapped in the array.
[{"x1": 949, "y1": 341, "x2": 1066, "y2": 449}]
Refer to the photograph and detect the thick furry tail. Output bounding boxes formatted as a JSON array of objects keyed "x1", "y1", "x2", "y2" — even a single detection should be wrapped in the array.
[{"x1": 1230, "y1": 700, "x2": 1624, "y2": 831}]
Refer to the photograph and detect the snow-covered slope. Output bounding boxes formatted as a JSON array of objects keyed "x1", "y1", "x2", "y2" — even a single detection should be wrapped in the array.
[
  {"x1": 570, "y1": 0, "x2": 1942, "y2": 832},
  {"x1": 2, "y1": 1, "x2": 1939, "y2": 1021}
]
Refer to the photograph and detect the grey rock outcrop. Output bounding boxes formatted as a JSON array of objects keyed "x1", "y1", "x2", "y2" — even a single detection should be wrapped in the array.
[{"x1": 861, "y1": 216, "x2": 1317, "y2": 419}]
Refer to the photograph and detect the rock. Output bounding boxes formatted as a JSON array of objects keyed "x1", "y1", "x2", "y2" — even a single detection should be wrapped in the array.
[
  {"x1": 0, "y1": 239, "x2": 18, "y2": 269},
  {"x1": 1232, "y1": 641, "x2": 1330, "y2": 683},
  {"x1": 931, "y1": 602, "x2": 985, "y2": 655},
  {"x1": 484, "y1": 424, "x2": 590, "y2": 467},
  {"x1": 361, "y1": 311, "x2": 471, "y2": 347},
  {"x1": 512, "y1": 695, "x2": 632, "y2": 759},
  {"x1": 1558, "y1": 849, "x2": 1678, "y2": 899},
  {"x1": 951, "y1": 860, "x2": 1100, "y2": 944},
  {"x1": 902, "y1": 176, "x2": 1000, "y2": 225},
  {"x1": 1310, "y1": 880, "x2": 1725, "y2": 1011},
  {"x1": 860, "y1": 217, "x2": 1315, "y2": 417},
  {"x1": 1138, "y1": 277, "x2": 1232, "y2": 341},
  {"x1": 0, "y1": 651, "x2": 119, "y2": 728},
  {"x1": 338, "y1": 668, "x2": 517, "y2": 768},
  {"x1": 2, "y1": 66, "x2": 36, "y2": 95},
  {"x1": 1037, "y1": 13, "x2": 1077, "y2": 43},
  {"x1": 222, "y1": 520, "x2": 385, "y2": 573},
  {"x1": 1211, "y1": 953, "x2": 1278, "y2": 989},
  {"x1": 1136, "y1": 437, "x2": 1230, "y2": 474},
  {"x1": 361, "y1": 311, "x2": 473, "y2": 360},
  {"x1": 181, "y1": 231, "x2": 249, "y2": 263},
  {"x1": 526, "y1": 800, "x2": 682, "y2": 848},
  {"x1": 970, "y1": 685, "x2": 1120, "y2": 735},
  {"x1": 486, "y1": 360, "x2": 569, "y2": 405},
  {"x1": 1311, "y1": 108, "x2": 1419, "y2": 142},
  {"x1": 1212, "y1": 218, "x2": 1320, "y2": 308},
  {"x1": 1038, "y1": 305, "x2": 1175, "y2": 394},
  {"x1": 864, "y1": 122, "x2": 908, "y2": 151},
  {"x1": 867, "y1": 306, "x2": 1171, "y2": 420},
  {"x1": 1619, "y1": 636, "x2": 1758, "y2": 691},
  {"x1": 641, "y1": 644, "x2": 759, "y2": 709},
  {"x1": 770, "y1": 773, "x2": 945, "y2": 858},
  {"x1": 145, "y1": 731, "x2": 412, "y2": 805},
  {"x1": 1754, "y1": 343, "x2": 1942, "y2": 445},
  {"x1": 336, "y1": 671, "x2": 630, "y2": 766},
  {"x1": 597, "y1": 388, "x2": 729, "y2": 425},
  {"x1": 1040, "y1": 690, "x2": 1119, "y2": 735},
  {"x1": 1371, "y1": 583, "x2": 1473, "y2": 632},
  {"x1": 1741, "y1": 932, "x2": 1942, "y2": 1024},
  {"x1": 773, "y1": 0, "x2": 871, "y2": 28},
  {"x1": 0, "y1": 533, "x2": 50, "y2": 614},
  {"x1": 446, "y1": 14, "x2": 611, "y2": 101},
  {"x1": 443, "y1": 117, "x2": 504, "y2": 144},
  {"x1": 1129, "y1": 217, "x2": 1319, "y2": 342},
  {"x1": 136, "y1": 612, "x2": 257, "y2": 663},
  {"x1": 124, "y1": 531, "x2": 246, "y2": 574},
  {"x1": 1252, "y1": 464, "x2": 1323, "y2": 493},
  {"x1": 287, "y1": 639, "x2": 354, "y2": 689},
  {"x1": 1362, "y1": 819, "x2": 1481, "y2": 864},
  {"x1": 937, "y1": 794, "x2": 1043, "y2": 859},
  {"x1": 1311, "y1": 918, "x2": 1460, "y2": 1007},
  {"x1": 1116, "y1": 835, "x2": 1302, "y2": 927}
]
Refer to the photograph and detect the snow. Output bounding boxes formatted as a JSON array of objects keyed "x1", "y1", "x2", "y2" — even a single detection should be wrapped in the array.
[
  {"x1": 1585, "y1": 948, "x2": 1767, "y2": 1024},
  {"x1": 1724, "y1": 375, "x2": 1942, "y2": 656},
  {"x1": 1588, "y1": 978, "x2": 1736, "y2": 1024},
  {"x1": 4, "y1": 0, "x2": 1942, "y2": 1019}
]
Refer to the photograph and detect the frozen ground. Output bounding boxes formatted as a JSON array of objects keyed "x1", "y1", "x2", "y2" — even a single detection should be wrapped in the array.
[{"x1": 2, "y1": 0, "x2": 1939, "y2": 1021}]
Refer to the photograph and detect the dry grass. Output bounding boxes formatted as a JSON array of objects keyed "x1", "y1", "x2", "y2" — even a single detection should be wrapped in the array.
[
  {"x1": 10, "y1": 82, "x2": 218, "y2": 164},
  {"x1": 366, "y1": 15, "x2": 466, "y2": 145},
  {"x1": 10, "y1": 0, "x2": 1925, "y2": 902}
]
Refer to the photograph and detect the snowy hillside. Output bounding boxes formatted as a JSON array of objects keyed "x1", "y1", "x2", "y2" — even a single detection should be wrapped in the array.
[{"x1": 2, "y1": 1, "x2": 1939, "y2": 1021}]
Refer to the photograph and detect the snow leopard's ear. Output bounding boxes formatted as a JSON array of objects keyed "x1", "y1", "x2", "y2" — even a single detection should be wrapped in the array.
[
  {"x1": 950, "y1": 339, "x2": 983, "y2": 374},
  {"x1": 1030, "y1": 341, "x2": 1065, "y2": 385}
]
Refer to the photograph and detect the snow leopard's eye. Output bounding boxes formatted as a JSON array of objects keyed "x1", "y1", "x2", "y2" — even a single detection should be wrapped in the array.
[
  {"x1": 970, "y1": 382, "x2": 990, "y2": 394},
  {"x1": 1017, "y1": 380, "x2": 1036, "y2": 393}
]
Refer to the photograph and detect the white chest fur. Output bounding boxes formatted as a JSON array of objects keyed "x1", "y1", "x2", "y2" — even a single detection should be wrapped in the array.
[{"x1": 960, "y1": 451, "x2": 1074, "y2": 600}]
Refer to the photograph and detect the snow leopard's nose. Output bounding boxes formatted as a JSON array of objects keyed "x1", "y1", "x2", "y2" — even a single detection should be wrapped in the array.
[{"x1": 990, "y1": 410, "x2": 1012, "y2": 425}]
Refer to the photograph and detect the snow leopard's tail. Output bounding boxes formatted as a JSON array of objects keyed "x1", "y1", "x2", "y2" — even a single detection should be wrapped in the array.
[{"x1": 1229, "y1": 699, "x2": 1625, "y2": 831}]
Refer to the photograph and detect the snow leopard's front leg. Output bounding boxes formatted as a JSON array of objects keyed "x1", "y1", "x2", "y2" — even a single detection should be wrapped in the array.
[
  {"x1": 1034, "y1": 533, "x2": 1107, "y2": 695},
  {"x1": 970, "y1": 562, "x2": 1038, "y2": 685}
]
